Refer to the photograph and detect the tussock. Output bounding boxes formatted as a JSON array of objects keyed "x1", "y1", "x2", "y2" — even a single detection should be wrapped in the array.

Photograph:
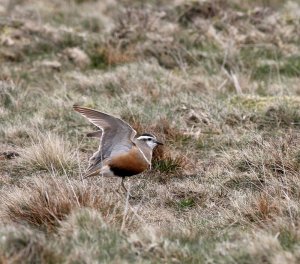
[
  {"x1": 18, "y1": 132, "x2": 77, "y2": 174},
  {"x1": 152, "y1": 146, "x2": 189, "y2": 176},
  {"x1": 0, "y1": 176, "x2": 136, "y2": 232},
  {"x1": 55, "y1": 208, "x2": 132, "y2": 263},
  {"x1": 0, "y1": 225, "x2": 54, "y2": 264}
]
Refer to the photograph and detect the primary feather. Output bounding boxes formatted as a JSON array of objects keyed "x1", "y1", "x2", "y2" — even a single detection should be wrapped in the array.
[{"x1": 73, "y1": 105, "x2": 137, "y2": 176}]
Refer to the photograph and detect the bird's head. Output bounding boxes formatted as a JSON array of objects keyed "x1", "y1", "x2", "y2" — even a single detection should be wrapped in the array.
[{"x1": 137, "y1": 133, "x2": 163, "y2": 149}]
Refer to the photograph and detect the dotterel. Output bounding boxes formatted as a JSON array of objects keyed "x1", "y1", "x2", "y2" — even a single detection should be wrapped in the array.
[{"x1": 73, "y1": 105, "x2": 163, "y2": 194}]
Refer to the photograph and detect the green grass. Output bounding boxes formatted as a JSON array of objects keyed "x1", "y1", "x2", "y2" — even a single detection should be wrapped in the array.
[
  {"x1": 153, "y1": 156, "x2": 183, "y2": 174},
  {"x1": 252, "y1": 56, "x2": 300, "y2": 80},
  {"x1": 278, "y1": 228, "x2": 299, "y2": 251},
  {"x1": 279, "y1": 56, "x2": 300, "y2": 77},
  {"x1": 178, "y1": 197, "x2": 195, "y2": 209}
]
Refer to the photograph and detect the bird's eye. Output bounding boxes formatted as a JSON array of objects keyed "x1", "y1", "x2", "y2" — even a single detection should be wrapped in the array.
[{"x1": 147, "y1": 138, "x2": 151, "y2": 141}]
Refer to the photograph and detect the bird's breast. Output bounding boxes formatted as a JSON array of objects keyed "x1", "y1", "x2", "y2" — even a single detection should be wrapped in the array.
[{"x1": 108, "y1": 147, "x2": 149, "y2": 177}]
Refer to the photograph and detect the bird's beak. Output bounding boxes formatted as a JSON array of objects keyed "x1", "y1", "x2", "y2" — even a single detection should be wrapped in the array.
[{"x1": 155, "y1": 140, "x2": 164, "y2": 145}]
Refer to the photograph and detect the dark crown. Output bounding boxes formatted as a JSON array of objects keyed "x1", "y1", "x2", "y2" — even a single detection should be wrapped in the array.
[{"x1": 141, "y1": 133, "x2": 155, "y2": 138}]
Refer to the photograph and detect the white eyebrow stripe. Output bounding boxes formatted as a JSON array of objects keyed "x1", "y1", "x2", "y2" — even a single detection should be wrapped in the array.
[{"x1": 137, "y1": 136, "x2": 155, "y2": 140}]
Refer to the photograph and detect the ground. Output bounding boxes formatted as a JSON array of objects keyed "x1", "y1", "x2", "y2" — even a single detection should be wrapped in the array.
[{"x1": 1, "y1": 0, "x2": 300, "y2": 263}]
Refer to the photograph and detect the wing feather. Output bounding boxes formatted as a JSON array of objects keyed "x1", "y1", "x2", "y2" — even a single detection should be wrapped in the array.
[
  {"x1": 86, "y1": 130, "x2": 102, "y2": 138},
  {"x1": 73, "y1": 105, "x2": 136, "y2": 173}
]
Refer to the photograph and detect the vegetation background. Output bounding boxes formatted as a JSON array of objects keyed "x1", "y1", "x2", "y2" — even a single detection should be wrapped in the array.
[{"x1": 1, "y1": 0, "x2": 300, "y2": 263}]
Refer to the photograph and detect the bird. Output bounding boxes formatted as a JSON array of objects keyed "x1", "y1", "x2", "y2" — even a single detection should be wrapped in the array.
[{"x1": 73, "y1": 105, "x2": 163, "y2": 196}]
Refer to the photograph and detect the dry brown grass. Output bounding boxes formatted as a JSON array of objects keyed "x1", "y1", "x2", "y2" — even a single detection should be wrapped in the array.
[
  {"x1": 17, "y1": 132, "x2": 78, "y2": 174},
  {"x1": 0, "y1": 175, "x2": 137, "y2": 232},
  {"x1": 1, "y1": 0, "x2": 300, "y2": 263}
]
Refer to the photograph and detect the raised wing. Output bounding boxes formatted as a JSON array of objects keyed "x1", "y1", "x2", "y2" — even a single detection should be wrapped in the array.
[
  {"x1": 73, "y1": 105, "x2": 136, "y2": 162},
  {"x1": 86, "y1": 130, "x2": 102, "y2": 138}
]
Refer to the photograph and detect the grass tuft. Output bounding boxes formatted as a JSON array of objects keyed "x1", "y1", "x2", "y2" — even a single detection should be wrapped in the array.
[
  {"x1": 152, "y1": 146, "x2": 188, "y2": 175},
  {"x1": 0, "y1": 176, "x2": 133, "y2": 232},
  {"x1": 0, "y1": 224, "x2": 60, "y2": 264},
  {"x1": 18, "y1": 132, "x2": 77, "y2": 174},
  {"x1": 56, "y1": 208, "x2": 134, "y2": 262}
]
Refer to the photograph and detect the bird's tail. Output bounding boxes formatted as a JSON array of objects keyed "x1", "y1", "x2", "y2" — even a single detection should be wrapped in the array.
[
  {"x1": 83, "y1": 169, "x2": 101, "y2": 179},
  {"x1": 83, "y1": 162, "x2": 102, "y2": 179}
]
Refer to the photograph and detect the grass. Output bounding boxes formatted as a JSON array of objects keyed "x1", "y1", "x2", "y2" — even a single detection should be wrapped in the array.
[
  {"x1": 0, "y1": 176, "x2": 133, "y2": 232},
  {"x1": 17, "y1": 132, "x2": 78, "y2": 174},
  {"x1": 1, "y1": 0, "x2": 300, "y2": 263}
]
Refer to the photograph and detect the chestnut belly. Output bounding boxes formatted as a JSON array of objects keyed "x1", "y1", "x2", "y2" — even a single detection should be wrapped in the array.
[{"x1": 108, "y1": 148, "x2": 149, "y2": 177}]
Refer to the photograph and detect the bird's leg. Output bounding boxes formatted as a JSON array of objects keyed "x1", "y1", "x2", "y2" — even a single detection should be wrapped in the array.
[
  {"x1": 121, "y1": 177, "x2": 135, "y2": 199},
  {"x1": 121, "y1": 177, "x2": 127, "y2": 192}
]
